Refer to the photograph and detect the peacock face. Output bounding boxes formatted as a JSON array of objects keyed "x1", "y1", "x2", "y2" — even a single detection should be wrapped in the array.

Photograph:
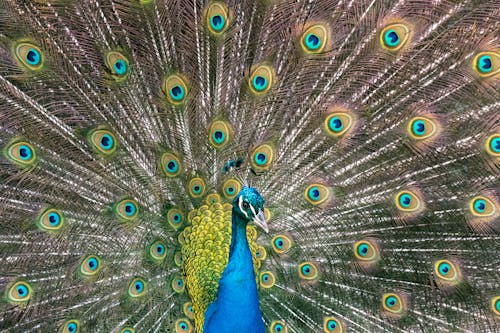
[{"x1": 233, "y1": 186, "x2": 268, "y2": 233}]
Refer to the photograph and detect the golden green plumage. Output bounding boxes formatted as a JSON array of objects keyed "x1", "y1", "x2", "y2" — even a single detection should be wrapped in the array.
[{"x1": 181, "y1": 194, "x2": 261, "y2": 331}]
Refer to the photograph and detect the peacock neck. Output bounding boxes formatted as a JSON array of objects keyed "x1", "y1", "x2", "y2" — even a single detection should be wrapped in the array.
[{"x1": 203, "y1": 208, "x2": 265, "y2": 333}]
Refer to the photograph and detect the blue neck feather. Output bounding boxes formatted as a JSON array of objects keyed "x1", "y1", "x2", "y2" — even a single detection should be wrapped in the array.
[{"x1": 203, "y1": 209, "x2": 265, "y2": 333}]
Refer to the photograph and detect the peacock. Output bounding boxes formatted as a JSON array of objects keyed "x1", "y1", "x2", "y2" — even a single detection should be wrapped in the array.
[{"x1": 0, "y1": 0, "x2": 499, "y2": 332}]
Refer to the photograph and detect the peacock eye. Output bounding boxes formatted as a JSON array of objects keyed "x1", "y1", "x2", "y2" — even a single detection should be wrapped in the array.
[
  {"x1": 172, "y1": 276, "x2": 185, "y2": 293},
  {"x1": 382, "y1": 293, "x2": 405, "y2": 316},
  {"x1": 120, "y1": 328, "x2": 135, "y2": 333},
  {"x1": 380, "y1": 23, "x2": 410, "y2": 52},
  {"x1": 188, "y1": 177, "x2": 207, "y2": 198},
  {"x1": 6, "y1": 141, "x2": 37, "y2": 167},
  {"x1": 62, "y1": 319, "x2": 80, "y2": 333},
  {"x1": 248, "y1": 64, "x2": 275, "y2": 95},
  {"x1": 206, "y1": 2, "x2": 230, "y2": 35},
  {"x1": 128, "y1": 277, "x2": 147, "y2": 297},
  {"x1": 149, "y1": 240, "x2": 167, "y2": 262},
  {"x1": 14, "y1": 42, "x2": 44, "y2": 70},
  {"x1": 323, "y1": 316, "x2": 343, "y2": 333},
  {"x1": 175, "y1": 318, "x2": 192, "y2": 332},
  {"x1": 270, "y1": 320, "x2": 288, "y2": 333},
  {"x1": 433, "y1": 259, "x2": 461, "y2": 287},
  {"x1": 161, "y1": 152, "x2": 182, "y2": 177},
  {"x1": 163, "y1": 74, "x2": 189, "y2": 105},
  {"x1": 209, "y1": 120, "x2": 232, "y2": 148},
  {"x1": 115, "y1": 199, "x2": 140, "y2": 221},
  {"x1": 407, "y1": 116, "x2": 438, "y2": 141},
  {"x1": 89, "y1": 129, "x2": 118, "y2": 156},
  {"x1": 473, "y1": 51, "x2": 498, "y2": 77},
  {"x1": 485, "y1": 134, "x2": 500, "y2": 157},
  {"x1": 300, "y1": 23, "x2": 329, "y2": 54},
  {"x1": 38, "y1": 208, "x2": 65, "y2": 232},
  {"x1": 259, "y1": 271, "x2": 276, "y2": 288},
  {"x1": 183, "y1": 302, "x2": 194, "y2": 319},
  {"x1": 80, "y1": 255, "x2": 102, "y2": 277}
]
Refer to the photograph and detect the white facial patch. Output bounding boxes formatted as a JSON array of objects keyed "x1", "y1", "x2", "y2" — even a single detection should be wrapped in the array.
[
  {"x1": 249, "y1": 204, "x2": 257, "y2": 217},
  {"x1": 238, "y1": 196, "x2": 249, "y2": 218}
]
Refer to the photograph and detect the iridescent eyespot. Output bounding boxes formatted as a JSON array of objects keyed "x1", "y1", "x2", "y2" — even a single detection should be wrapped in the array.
[
  {"x1": 259, "y1": 271, "x2": 275, "y2": 289},
  {"x1": 469, "y1": 196, "x2": 496, "y2": 217},
  {"x1": 270, "y1": 320, "x2": 288, "y2": 333},
  {"x1": 272, "y1": 235, "x2": 292, "y2": 254},
  {"x1": 354, "y1": 239, "x2": 379, "y2": 262},
  {"x1": 485, "y1": 134, "x2": 500, "y2": 157},
  {"x1": 304, "y1": 183, "x2": 331, "y2": 206},
  {"x1": 323, "y1": 317, "x2": 344, "y2": 333},
  {"x1": 115, "y1": 199, "x2": 139, "y2": 221},
  {"x1": 407, "y1": 116, "x2": 438, "y2": 141},
  {"x1": 380, "y1": 23, "x2": 410, "y2": 52},
  {"x1": 248, "y1": 64, "x2": 275, "y2": 95},
  {"x1": 300, "y1": 23, "x2": 329, "y2": 54},
  {"x1": 183, "y1": 302, "x2": 194, "y2": 319},
  {"x1": 298, "y1": 262, "x2": 319, "y2": 281},
  {"x1": 161, "y1": 152, "x2": 182, "y2": 177},
  {"x1": 80, "y1": 255, "x2": 102, "y2": 277},
  {"x1": 382, "y1": 293, "x2": 405, "y2": 315},
  {"x1": 88, "y1": 129, "x2": 117, "y2": 156},
  {"x1": 395, "y1": 190, "x2": 422, "y2": 212},
  {"x1": 163, "y1": 74, "x2": 189, "y2": 105},
  {"x1": 120, "y1": 328, "x2": 135, "y2": 333},
  {"x1": 174, "y1": 252, "x2": 183, "y2": 267},
  {"x1": 6, "y1": 281, "x2": 32, "y2": 305},
  {"x1": 473, "y1": 52, "x2": 499, "y2": 78},
  {"x1": 222, "y1": 178, "x2": 242, "y2": 200},
  {"x1": 206, "y1": 2, "x2": 230, "y2": 35},
  {"x1": 209, "y1": 120, "x2": 232, "y2": 148},
  {"x1": 105, "y1": 51, "x2": 129, "y2": 80},
  {"x1": 149, "y1": 240, "x2": 167, "y2": 262},
  {"x1": 175, "y1": 318, "x2": 192, "y2": 333},
  {"x1": 188, "y1": 177, "x2": 207, "y2": 198},
  {"x1": 61, "y1": 319, "x2": 80, "y2": 333},
  {"x1": 250, "y1": 143, "x2": 275, "y2": 172},
  {"x1": 172, "y1": 276, "x2": 185, "y2": 293},
  {"x1": 205, "y1": 193, "x2": 221, "y2": 206},
  {"x1": 14, "y1": 42, "x2": 44, "y2": 70},
  {"x1": 324, "y1": 112, "x2": 354, "y2": 138},
  {"x1": 167, "y1": 208, "x2": 184, "y2": 229},
  {"x1": 128, "y1": 277, "x2": 147, "y2": 298},
  {"x1": 434, "y1": 259, "x2": 461, "y2": 286},
  {"x1": 491, "y1": 296, "x2": 500, "y2": 317},
  {"x1": 255, "y1": 245, "x2": 267, "y2": 260},
  {"x1": 37, "y1": 208, "x2": 65, "y2": 232},
  {"x1": 5, "y1": 141, "x2": 37, "y2": 167}
]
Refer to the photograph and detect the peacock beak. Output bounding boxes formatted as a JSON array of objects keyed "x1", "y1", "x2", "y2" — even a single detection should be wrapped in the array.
[{"x1": 253, "y1": 209, "x2": 269, "y2": 233}]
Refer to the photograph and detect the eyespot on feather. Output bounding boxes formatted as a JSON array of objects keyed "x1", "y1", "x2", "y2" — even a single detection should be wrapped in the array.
[
  {"x1": 183, "y1": 302, "x2": 195, "y2": 319},
  {"x1": 473, "y1": 51, "x2": 499, "y2": 78},
  {"x1": 323, "y1": 316, "x2": 345, "y2": 333},
  {"x1": 6, "y1": 281, "x2": 32, "y2": 306},
  {"x1": 163, "y1": 74, "x2": 189, "y2": 105},
  {"x1": 205, "y1": 2, "x2": 230, "y2": 35},
  {"x1": 37, "y1": 208, "x2": 64, "y2": 232},
  {"x1": 259, "y1": 271, "x2": 275, "y2": 289},
  {"x1": 128, "y1": 277, "x2": 147, "y2": 298},
  {"x1": 382, "y1": 292, "x2": 406, "y2": 316},
  {"x1": 172, "y1": 276, "x2": 185, "y2": 293},
  {"x1": 469, "y1": 195, "x2": 496, "y2": 217},
  {"x1": 250, "y1": 143, "x2": 275, "y2": 173},
  {"x1": 14, "y1": 42, "x2": 44, "y2": 70},
  {"x1": 149, "y1": 240, "x2": 167, "y2": 262},
  {"x1": 394, "y1": 190, "x2": 422, "y2": 212},
  {"x1": 491, "y1": 296, "x2": 500, "y2": 317},
  {"x1": 105, "y1": 51, "x2": 129, "y2": 80},
  {"x1": 434, "y1": 259, "x2": 462, "y2": 287},
  {"x1": 167, "y1": 208, "x2": 184, "y2": 229},
  {"x1": 188, "y1": 177, "x2": 207, "y2": 198},
  {"x1": 88, "y1": 129, "x2": 118, "y2": 156},
  {"x1": 380, "y1": 23, "x2": 410, "y2": 52},
  {"x1": 60, "y1": 319, "x2": 80, "y2": 333},
  {"x1": 115, "y1": 199, "x2": 140, "y2": 221},
  {"x1": 270, "y1": 320, "x2": 288, "y2": 333},
  {"x1": 5, "y1": 140, "x2": 37, "y2": 167},
  {"x1": 271, "y1": 234, "x2": 292, "y2": 254},
  {"x1": 300, "y1": 23, "x2": 330, "y2": 54},
  {"x1": 120, "y1": 327, "x2": 135, "y2": 333},
  {"x1": 161, "y1": 152, "x2": 182, "y2": 177},
  {"x1": 484, "y1": 134, "x2": 500, "y2": 157},
  {"x1": 304, "y1": 183, "x2": 331, "y2": 206},
  {"x1": 298, "y1": 262, "x2": 319, "y2": 281},
  {"x1": 208, "y1": 120, "x2": 232, "y2": 149},
  {"x1": 222, "y1": 178, "x2": 242, "y2": 200},
  {"x1": 248, "y1": 64, "x2": 275, "y2": 95},
  {"x1": 354, "y1": 239, "x2": 379, "y2": 262},
  {"x1": 175, "y1": 318, "x2": 192, "y2": 333},
  {"x1": 79, "y1": 255, "x2": 102, "y2": 277},
  {"x1": 407, "y1": 116, "x2": 438, "y2": 141}
]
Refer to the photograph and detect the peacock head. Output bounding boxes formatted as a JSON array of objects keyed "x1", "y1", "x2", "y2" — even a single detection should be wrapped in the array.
[{"x1": 233, "y1": 186, "x2": 268, "y2": 233}]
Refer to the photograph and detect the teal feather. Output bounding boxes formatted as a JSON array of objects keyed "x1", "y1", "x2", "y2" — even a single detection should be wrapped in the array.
[{"x1": 0, "y1": 0, "x2": 499, "y2": 332}]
